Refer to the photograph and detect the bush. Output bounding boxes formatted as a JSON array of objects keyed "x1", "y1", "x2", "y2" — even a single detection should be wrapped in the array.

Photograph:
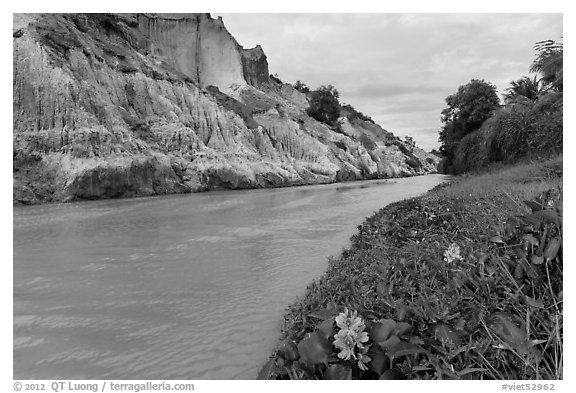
[
  {"x1": 293, "y1": 80, "x2": 310, "y2": 93},
  {"x1": 392, "y1": 140, "x2": 411, "y2": 156},
  {"x1": 334, "y1": 140, "x2": 347, "y2": 151},
  {"x1": 341, "y1": 104, "x2": 374, "y2": 123},
  {"x1": 446, "y1": 91, "x2": 562, "y2": 173},
  {"x1": 485, "y1": 92, "x2": 562, "y2": 163},
  {"x1": 452, "y1": 129, "x2": 489, "y2": 174},
  {"x1": 405, "y1": 156, "x2": 422, "y2": 171},
  {"x1": 306, "y1": 85, "x2": 342, "y2": 127}
]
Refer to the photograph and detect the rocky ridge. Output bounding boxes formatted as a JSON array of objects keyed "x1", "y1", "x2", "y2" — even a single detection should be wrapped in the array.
[{"x1": 13, "y1": 13, "x2": 440, "y2": 204}]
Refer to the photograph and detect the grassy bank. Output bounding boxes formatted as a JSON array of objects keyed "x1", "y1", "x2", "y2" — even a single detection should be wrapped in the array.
[{"x1": 260, "y1": 156, "x2": 563, "y2": 380}]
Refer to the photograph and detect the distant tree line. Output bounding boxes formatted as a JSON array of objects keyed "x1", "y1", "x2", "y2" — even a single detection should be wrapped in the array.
[{"x1": 438, "y1": 39, "x2": 563, "y2": 174}]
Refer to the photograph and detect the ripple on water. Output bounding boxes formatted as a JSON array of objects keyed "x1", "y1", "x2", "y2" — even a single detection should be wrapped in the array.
[{"x1": 14, "y1": 175, "x2": 447, "y2": 379}]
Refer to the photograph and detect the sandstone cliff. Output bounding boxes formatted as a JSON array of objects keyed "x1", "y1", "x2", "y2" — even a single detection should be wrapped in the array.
[{"x1": 13, "y1": 13, "x2": 440, "y2": 204}]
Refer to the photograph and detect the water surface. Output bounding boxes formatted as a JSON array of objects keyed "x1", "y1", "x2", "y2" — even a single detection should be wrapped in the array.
[{"x1": 14, "y1": 175, "x2": 445, "y2": 379}]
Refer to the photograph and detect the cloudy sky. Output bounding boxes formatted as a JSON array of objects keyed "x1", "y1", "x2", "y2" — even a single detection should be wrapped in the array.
[{"x1": 215, "y1": 13, "x2": 562, "y2": 151}]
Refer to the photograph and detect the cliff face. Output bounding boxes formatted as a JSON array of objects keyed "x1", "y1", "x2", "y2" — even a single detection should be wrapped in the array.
[
  {"x1": 13, "y1": 13, "x2": 439, "y2": 204},
  {"x1": 136, "y1": 13, "x2": 270, "y2": 89}
]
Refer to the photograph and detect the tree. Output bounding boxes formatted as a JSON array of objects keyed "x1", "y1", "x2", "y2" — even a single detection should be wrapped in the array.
[
  {"x1": 340, "y1": 103, "x2": 374, "y2": 123},
  {"x1": 306, "y1": 85, "x2": 341, "y2": 126},
  {"x1": 503, "y1": 76, "x2": 544, "y2": 103},
  {"x1": 293, "y1": 80, "x2": 310, "y2": 93},
  {"x1": 530, "y1": 39, "x2": 563, "y2": 91},
  {"x1": 438, "y1": 79, "x2": 500, "y2": 173}
]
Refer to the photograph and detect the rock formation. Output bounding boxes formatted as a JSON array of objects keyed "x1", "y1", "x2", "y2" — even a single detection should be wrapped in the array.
[{"x1": 13, "y1": 13, "x2": 440, "y2": 204}]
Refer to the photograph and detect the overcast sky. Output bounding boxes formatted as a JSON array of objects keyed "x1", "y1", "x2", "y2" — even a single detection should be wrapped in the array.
[{"x1": 214, "y1": 13, "x2": 562, "y2": 151}]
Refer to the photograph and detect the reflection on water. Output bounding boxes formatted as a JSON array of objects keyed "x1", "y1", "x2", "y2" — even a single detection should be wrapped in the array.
[{"x1": 14, "y1": 175, "x2": 445, "y2": 379}]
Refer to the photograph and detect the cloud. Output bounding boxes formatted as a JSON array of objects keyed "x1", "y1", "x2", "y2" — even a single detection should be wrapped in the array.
[
  {"x1": 217, "y1": 13, "x2": 562, "y2": 150},
  {"x1": 347, "y1": 83, "x2": 447, "y2": 98}
]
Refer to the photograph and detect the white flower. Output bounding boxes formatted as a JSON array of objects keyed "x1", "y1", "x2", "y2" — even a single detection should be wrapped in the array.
[
  {"x1": 333, "y1": 308, "x2": 371, "y2": 367},
  {"x1": 334, "y1": 332, "x2": 356, "y2": 360},
  {"x1": 444, "y1": 243, "x2": 462, "y2": 263},
  {"x1": 335, "y1": 308, "x2": 363, "y2": 332}
]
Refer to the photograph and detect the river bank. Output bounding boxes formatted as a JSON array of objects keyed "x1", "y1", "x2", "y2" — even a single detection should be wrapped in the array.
[{"x1": 261, "y1": 156, "x2": 563, "y2": 380}]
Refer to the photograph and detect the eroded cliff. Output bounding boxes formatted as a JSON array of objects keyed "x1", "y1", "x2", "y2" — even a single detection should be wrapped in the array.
[{"x1": 13, "y1": 13, "x2": 439, "y2": 204}]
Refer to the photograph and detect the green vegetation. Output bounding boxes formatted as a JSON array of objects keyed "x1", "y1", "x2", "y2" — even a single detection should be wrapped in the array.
[
  {"x1": 438, "y1": 79, "x2": 501, "y2": 174},
  {"x1": 270, "y1": 73, "x2": 284, "y2": 85},
  {"x1": 341, "y1": 103, "x2": 375, "y2": 124},
  {"x1": 530, "y1": 40, "x2": 563, "y2": 92},
  {"x1": 261, "y1": 157, "x2": 562, "y2": 380},
  {"x1": 503, "y1": 76, "x2": 544, "y2": 103},
  {"x1": 306, "y1": 85, "x2": 342, "y2": 127},
  {"x1": 205, "y1": 85, "x2": 260, "y2": 129},
  {"x1": 294, "y1": 80, "x2": 310, "y2": 93},
  {"x1": 439, "y1": 39, "x2": 563, "y2": 175},
  {"x1": 293, "y1": 80, "x2": 375, "y2": 127}
]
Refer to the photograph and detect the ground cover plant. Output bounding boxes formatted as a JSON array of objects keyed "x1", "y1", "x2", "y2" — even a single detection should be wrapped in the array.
[{"x1": 260, "y1": 156, "x2": 562, "y2": 380}]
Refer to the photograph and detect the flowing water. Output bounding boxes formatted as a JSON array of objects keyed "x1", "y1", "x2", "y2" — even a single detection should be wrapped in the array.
[{"x1": 13, "y1": 174, "x2": 446, "y2": 380}]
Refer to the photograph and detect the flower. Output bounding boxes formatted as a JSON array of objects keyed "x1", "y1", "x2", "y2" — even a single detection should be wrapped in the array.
[
  {"x1": 443, "y1": 243, "x2": 462, "y2": 263},
  {"x1": 335, "y1": 308, "x2": 363, "y2": 332},
  {"x1": 334, "y1": 332, "x2": 356, "y2": 360},
  {"x1": 333, "y1": 308, "x2": 371, "y2": 367}
]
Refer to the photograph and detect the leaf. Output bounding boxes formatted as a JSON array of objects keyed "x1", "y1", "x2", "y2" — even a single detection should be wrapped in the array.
[
  {"x1": 487, "y1": 312, "x2": 526, "y2": 349},
  {"x1": 257, "y1": 357, "x2": 275, "y2": 380},
  {"x1": 297, "y1": 331, "x2": 331, "y2": 365},
  {"x1": 534, "y1": 210, "x2": 561, "y2": 226},
  {"x1": 371, "y1": 320, "x2": 396, "y2": 343},
  {"x1": 394, "y1": 322, "x2": 413, "y2": 337},
  {"x1": 457, "y1": 367, "x2": 488, "y2": 376},
  {"x1": 522, "y1": 347, "x2": 543, "y2": 366},
  {"x1": 522, "y1": 214, "x2": 544, "y2": 227},
  {"x1": 522, "y1": 234, "x2": 539, "y2": 246},
  {"x1": 514, "y1": 262, "x2": 524, "y2": 279},
  {"x1": 324, "y1": 364, "x2": 352, "y2": 380},
  {"x1": 368, "y1": 350, "x2": 389, "y2": 375},
  {"x1": 505, "y1": 217, "x2": 520, "y2": 235},
  {"x1": 433, "y1": 323, "x2": 462, "y2": 347},
  {"x1": 490, "y1": 236, "x2": 504, "y2": 244},
  {"x1": 408, "y1": 336, "x2": 425, "y2": 345},
  {"x1": 385, "y1": 339, "x2": 426, "y2": 358},
  {"x1": 316, "y1": 317, "x2": 335, "y2": 339},
  {"x1": 378, "y1": 335, "x2": 401, "y2": 352},
  {"x1": 523, "y1": 200, "x2": 545, "y2": 212},
  {"x1": 277, "y1": 340, "x2": 299, "y2": 361},
  {"x1": 543, "y1": 237, "x2": 561, "y2": 261},
  {"x1": 528, "y1": 339, "x2": 547, "y2": 347},
  {"x1": 310, "y1": 303, "x2": 338, "y2": 320},
  {"x1": 514, "y1": 247, "x2": 527, "y2": 259}
]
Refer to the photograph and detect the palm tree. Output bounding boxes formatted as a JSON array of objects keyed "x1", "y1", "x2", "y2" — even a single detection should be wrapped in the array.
[
  {"x1": 503, "y1": 76, "x2": 544, "y2": 103},
  {"x1": 530, "y1": 40, "x2": 563, "y2": 91}
]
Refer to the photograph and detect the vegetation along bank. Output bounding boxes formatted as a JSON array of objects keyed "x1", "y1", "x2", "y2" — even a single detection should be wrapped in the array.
[{"x1": 260, "y1": 157, "x2": 562, "y2": 380}]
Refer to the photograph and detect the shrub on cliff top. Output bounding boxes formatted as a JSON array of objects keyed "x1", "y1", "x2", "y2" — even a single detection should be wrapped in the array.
[
  {"x1": 341, "y1": 103, "x2": 374, "y2": 124},
  {"x1": 306, "y1": 85, "x2": 342, "y2": 127},
  {"x1": 293, "y1": 80, "x2": 310, "y2": 93}
]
